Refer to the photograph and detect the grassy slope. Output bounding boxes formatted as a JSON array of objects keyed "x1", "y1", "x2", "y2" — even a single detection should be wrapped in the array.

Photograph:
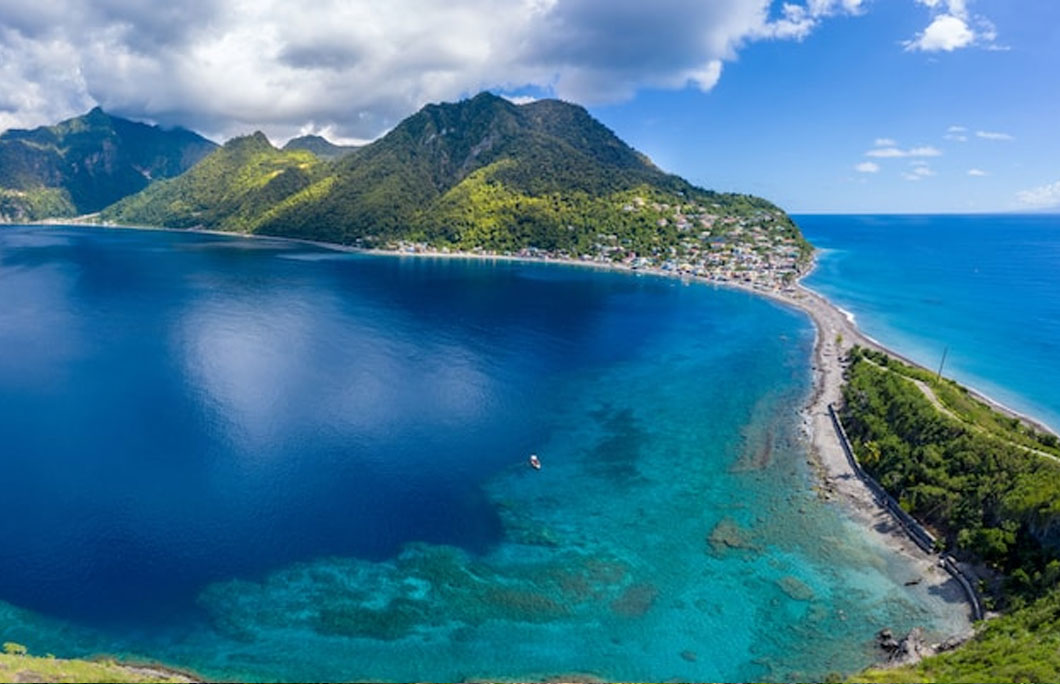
[
  {"x1": 841, "y1": 348, "x2": 1060, "y2": 682},
  {"x1": 0, "y1": 653, "x2": 192, "y2": 683},
  {"x1": 860, "y1": 588, "x2": 1060, "y2": 682}
]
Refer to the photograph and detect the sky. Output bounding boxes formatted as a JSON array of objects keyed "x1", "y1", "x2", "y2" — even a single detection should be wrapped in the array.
[{"x1": 0, "y1": 0, "x2": 1056, "y2": 213}]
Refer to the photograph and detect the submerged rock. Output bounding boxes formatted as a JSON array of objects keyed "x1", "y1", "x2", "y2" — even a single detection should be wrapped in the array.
[
  {"x1": 708, "y1": 518, "x2": 759, "y2": 555},
  {"x1": 777, "y1": 576, "x2": 815, "y2": 602},
  {"x1": 609, "y1": 582, "x2": 659, "y2": 617}
]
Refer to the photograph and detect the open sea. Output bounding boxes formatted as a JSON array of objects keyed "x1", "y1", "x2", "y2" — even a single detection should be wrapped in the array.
[
  {"x1": 798, "y1": 214, "x2": 1060, "y2": 432},
  {"x1": 0, "y1": 225, "x2": 967, "y2": 682}
]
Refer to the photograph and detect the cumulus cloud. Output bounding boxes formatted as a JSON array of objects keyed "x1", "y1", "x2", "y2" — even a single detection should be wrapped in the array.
[
  {"x1": 866, "y1": 145, "x2": 942, "y2": 158},
  {"x1": 905, "y1": 0, "x2": 997, "y2": 52},
  {"x1": 0, "y1": 0, "x2": 999, "y2": 141},
  {"x1": 0, "y1": 0, "x2": 875, "y2": 140},
  {"x1": 854, "y1": 161, "x2": 880, "y2": 173},
  {"x1": 967, "y1": 168, "x2": 987, "y2": 176},
  {"x1": 1017, "y1": 181, "x2": 1060, "y2": 209},
  {"x1": 976, "y1": 130, "x2": 1014, "y2": 141}
]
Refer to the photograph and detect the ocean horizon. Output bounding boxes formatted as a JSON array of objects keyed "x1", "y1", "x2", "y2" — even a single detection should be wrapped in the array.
[
  {"x1": 0, "y1": 224, "x2": 966, "y2": 682},
  {"x1": 796, "y1": 213, "x2": 1060, "y2": 433}
]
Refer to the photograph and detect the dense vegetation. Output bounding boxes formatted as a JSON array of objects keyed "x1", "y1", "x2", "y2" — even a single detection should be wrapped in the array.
[
  {"x1": 841, "y1": 347, "x2": 1060, "y2": 682},
  {"x1": 103, "y1": 133, "x2": 327, "y2": 233},
  {"x1": 0, "y1": 108, "x2": 216, "y2": 221},
  {"x1": 101, "y1": 93, "x2": 810, "y2": 260}
]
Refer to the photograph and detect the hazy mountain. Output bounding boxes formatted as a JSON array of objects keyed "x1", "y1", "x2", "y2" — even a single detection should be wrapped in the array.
[{"x1": 0, "y1": 108, "x2": 217, "y2": 221}]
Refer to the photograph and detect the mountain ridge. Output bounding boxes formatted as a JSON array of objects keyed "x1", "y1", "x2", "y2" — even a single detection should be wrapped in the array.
[
  {"x1": 100, "y1": 92, "x2": 810, "y2": 271},
  {"x1": 0, "y1": 108, "x2": 217, "y2": 221}
]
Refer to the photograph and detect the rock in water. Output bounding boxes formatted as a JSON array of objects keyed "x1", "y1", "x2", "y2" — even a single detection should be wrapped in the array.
[{"x1": 886, "y1": 627, "x2": 927, "y2": 666}]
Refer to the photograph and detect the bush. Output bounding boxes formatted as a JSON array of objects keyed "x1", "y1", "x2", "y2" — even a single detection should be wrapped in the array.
[{"x1": 2, "y1": 642, "x2": 28, "y2": 656}]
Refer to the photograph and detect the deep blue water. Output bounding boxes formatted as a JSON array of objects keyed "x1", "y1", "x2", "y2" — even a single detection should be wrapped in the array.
[
  {"x1": 0, "y1": 226, "x2": 966, "y2": 682},
  {"x1": 798, "y1": 214, "x2": 1060, "y2": 431}
]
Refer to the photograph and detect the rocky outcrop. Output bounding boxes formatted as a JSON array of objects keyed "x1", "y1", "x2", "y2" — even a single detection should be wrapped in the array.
[{"x1": 877, "y1": 627, "x2": 927, "y2": 666}]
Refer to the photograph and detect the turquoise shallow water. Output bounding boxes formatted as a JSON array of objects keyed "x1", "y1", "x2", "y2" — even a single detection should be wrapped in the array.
[
  {"x1": 0, "y1": 225, "x2": 967, "y2": 681},
  {"x1": 798, "y1": 214, "x2": 1060, "y2": 431}
]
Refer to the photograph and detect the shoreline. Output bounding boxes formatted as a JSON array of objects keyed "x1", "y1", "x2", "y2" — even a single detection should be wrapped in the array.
[{"x1": 26, "y1": 219, "x2": 1051, "y2": 648}]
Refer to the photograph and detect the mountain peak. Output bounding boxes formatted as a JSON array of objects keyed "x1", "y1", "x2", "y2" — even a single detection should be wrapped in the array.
[
  {"x1": 0, "y1": 108, "x2": 217, "y2": 218},
  {"x1": 225, "y1": 131, "x2": 274, "y2": 151},
  {"x1": 283, "y1": 134, "x2": 358, "y2": 160}
]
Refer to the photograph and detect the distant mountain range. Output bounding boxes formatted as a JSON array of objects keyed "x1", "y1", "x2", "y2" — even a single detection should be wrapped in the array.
[
  {"x1": 1, "y1": 94, "x2": 806, "y2": 260},
  {"x1": 0, "y1": 108, "x2": 216, "y2": 221}
]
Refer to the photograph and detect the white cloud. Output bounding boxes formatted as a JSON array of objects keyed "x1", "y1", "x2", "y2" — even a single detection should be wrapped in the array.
[
  {"x1": 3, "y1": 0, "x2": 997, "y2": 142},
  {"x1": 0, "y1": 0, "x2": 879, "y2": 140},
  {"x1": 866, "y1": 148, "x2": 907, "y2": 158},
  {"x1": 855, "y1": 161, "x2": 880, "y2": 173},
  {"x1": 906, "y1": 14, "x2": 975, "y2": 51},
  {"x1": 976, "y1": 130, "x2": 1014, "y2": 141},
  {"x1": 1017, "y1": 181, "x2": 1060, "y2": 209},
  {"x1": 767, "y1": 0, "x2": 866, "y2": 41},
  {"x1": 866, "y1": 145, "x2": 942, "y2": 158},
  {"x1": 902, "y1": 173, "x2": 923, "y2": 182},
  {"x1": 967, "y1": 168, "x2": 987, "y2": 176},
  {"x1": 874, "y1": 138, "x2": 897, "y2": 147},
  {"x1": 910, "y1": 163, "x2": 936, "y2": 176},
  {"x1": 906, "y1": 0, "x2": 998, "y2": 52},
  {"x1": 944, "y1": 124, "x2": 968, "y2": 141},
  {"x1": 503, "y1": 95, "x2": 539, "y2": 105}
]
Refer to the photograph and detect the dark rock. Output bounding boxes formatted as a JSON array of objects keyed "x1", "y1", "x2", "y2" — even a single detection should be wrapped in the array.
[
  {"x1": 885, "y1": 627, "x2": 927, "y2": 666},
  {"x1": 934, "y1": 635, "x2": 967, "y2": 653}
]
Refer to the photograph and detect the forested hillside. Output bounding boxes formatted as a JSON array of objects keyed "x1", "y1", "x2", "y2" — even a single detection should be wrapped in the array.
[
  {"x1": 841, "y1": 348, "x2": 1060, "y2": 682},
  {"x1": 102, "y1": 133, "x2": 325, "y2": 233},
  {"x1": 101, "y1": 93, "x2": 810, "y2": 267},
  {"x1": 0, "y1": 108, "x2": 216, "y2": 221}
]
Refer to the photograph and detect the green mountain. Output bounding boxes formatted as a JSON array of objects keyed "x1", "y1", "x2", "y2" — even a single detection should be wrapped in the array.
[
  {"x1": 0, "y1": 107, "x2": 216, "y2": 221},
  {"x1": 101, "y1": 132, "x2": 325, "y2": 233},
  {"x1": 282, "y1": 134, "x2": 359, "y2": 160},
  {"x1": 103, "y1": 93, "x2": 809, "y2": 262}
]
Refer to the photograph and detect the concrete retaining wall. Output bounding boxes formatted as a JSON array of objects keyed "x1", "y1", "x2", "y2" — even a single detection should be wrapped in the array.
[{"x1": 827, "y1": 403, "x2": 984, "y2": 621}]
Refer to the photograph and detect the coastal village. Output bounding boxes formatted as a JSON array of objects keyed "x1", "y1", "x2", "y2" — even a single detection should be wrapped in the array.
[{"x1": 384, "y1": 194, "x2": 812, "y2": 293}]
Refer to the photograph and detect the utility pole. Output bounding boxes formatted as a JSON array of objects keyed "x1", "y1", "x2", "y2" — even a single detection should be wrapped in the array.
[{"x1": 936, "y1": 346, "x2": 948, "y2": 383}]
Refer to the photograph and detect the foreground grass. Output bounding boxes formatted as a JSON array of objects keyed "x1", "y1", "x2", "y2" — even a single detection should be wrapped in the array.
[{"x1": 0, "y1": 652, "x2": 193, "y2": 683}]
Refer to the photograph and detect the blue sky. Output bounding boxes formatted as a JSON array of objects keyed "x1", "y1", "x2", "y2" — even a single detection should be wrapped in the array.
[
  {"x1": 1, "y1": 0, "x2": 1056, "y2": 213},
  {"x1": 584, "y1": 1, "x2": 1060, "y2": 213}
]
